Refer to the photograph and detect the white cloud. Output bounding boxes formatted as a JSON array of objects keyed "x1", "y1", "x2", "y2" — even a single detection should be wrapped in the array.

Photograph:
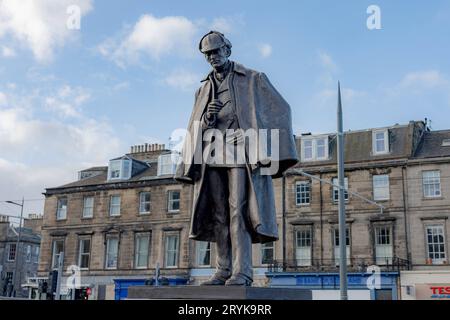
[
  {"x1": 399, "y1": 70, "x2": 449, "y2": 89},
  {"x1": 0, "y1": 0, "x2": 93, "y2": 62},
  {"x1": 113, "y1": 82, "x2": 130, "y2": 91},
  {"x1": 164, "y1": 69, "x2": 201, "y2": 92},
  {"x1": 258, "y1": 43, "x2": 272, "y2": 59},
  {"x1": 0, "y1": 92, "x2": 7, "y2": 107},
  {"x1": 43, "y1": 85, "x2": 91, "y2": 118},
  {"x1": 99, "y1": 14, "x2": 197, "y2": 67},
  {"x1": 1, "y1": 46, "x2": 15, "y2": 57},
  {"x1": 318, "y1": 51, "x2": 338, "y2": 72},
  {"x1": 208, "y1": 15, "x2": 245, "y2": 34}
]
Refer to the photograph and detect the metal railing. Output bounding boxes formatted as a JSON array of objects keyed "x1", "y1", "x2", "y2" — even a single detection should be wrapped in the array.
[{"x1": 267, "y1": 257, "x2": 411, "y2": 273}]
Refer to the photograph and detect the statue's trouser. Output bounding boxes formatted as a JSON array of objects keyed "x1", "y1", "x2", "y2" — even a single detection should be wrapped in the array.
[{"x1": 208, "y1": 166, "x2": 253, "y2": 282}]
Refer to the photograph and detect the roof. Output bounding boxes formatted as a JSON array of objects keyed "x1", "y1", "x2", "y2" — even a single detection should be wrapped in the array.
[
  {"x1": 295, "y1": 124, "x2": 414, "y2": 166},
  {"x1": 413, "y1": 130, "x2": 450, "y2": 159}
]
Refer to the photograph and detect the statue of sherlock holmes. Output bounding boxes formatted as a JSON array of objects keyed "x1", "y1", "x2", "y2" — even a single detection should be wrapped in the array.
[{"x1": 175, "y1": 31, "x2": 298, "y2": 286}]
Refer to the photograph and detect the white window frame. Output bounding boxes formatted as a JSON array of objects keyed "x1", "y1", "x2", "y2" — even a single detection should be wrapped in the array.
[
  {"x1": 52, "y1": 240, "x2": 64, "y2": 270},
  {"x1": 332, "y1": 177, "x2": 349, "y2": 203},
  {"x1": 158, "y1": 154, "x2": 179, "y2": 176},
  {"x1": 26, "y1": 245, "x2": 32, "y2": 262},
  {"x1": 109, "y1": 195, "x2": 121, "y2": 217},
  {"x1": 375, "y1": 226, "x2": 393, "y2": 265},
  {"x1": 139, "y1": 192, "x2": 151, "y2": 214},
  {"x1": 34, "y1": 246, "x2": 40, "y2": 263},
  {"x1": 164, "y1": 233, "x2": 180, "y2": 268},
  {"x1": 7, "y1": 243, "x2": 16, "y2": 262},
  {"x1": 260, "y1": 242, "x2": 275, "y2": 265},
  {"x1": 296, "y1": 181, "x2": 311, "y2": 206},
  {"x1": 334, "y1": 228, "x2": 351, "y2": 266},
  {"x1": 372, "y1": 129, "x2": 389, "y2": 155},
  {"x1": 134, "y1": 233, "x2": 150, "y2": 269},
  {"x1": 196, "y1": 241, "x2": 211, "y2": 267},
  {"x1": 373, "y1": 174, "x2": 390, "y2": 201},
  {"x1": 108, "y1": 159, "x2": 132, "y2": 181},
  {"x1": 295, "y1": 228, "x2": 312, "y2": 267},
  {"x1": 78, "y1": 238, "x2": 91, "y2": 270},
  {"x1": 167, "y1": 190, "x2": 181, "y2": 213},
  {"x1": 423, "y1": 171, "x2": 441, "y2": 198},
  {"x1": 301, "y1": 137, "x2": 329, "y2": 162},
  {"x1": 56, "y1": 197, "x2": 67, "y2": 220},
  {"x1": 426, "y1": 225, "x2": 447, "y2": 265},
  {"x1": 105, "y1": 237, "x2": 119, "y2": 270},
  {"x1": 82, "y1": 196, "x2": 94, "y2": 218}
]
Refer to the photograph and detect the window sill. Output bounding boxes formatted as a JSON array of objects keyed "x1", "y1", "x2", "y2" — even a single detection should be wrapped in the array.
[
  {"x1": 167, "y1": 211, "x2": 180, "y2": 214},
  {"x1": 56, "y1": 218, "x2": 67, "y2": 222},
  {"x1": 296, "y1": 203, "x2": 311, "y2": 207},
  {"x1": 81, "y1": 217, "x2": 94, "y2": 220},
  {"x1": 109, "y1": 215, "x2": 121, "y2": 218},
  {"x1": 139, "y1": 212, "x2": 151, "y2": 216},
  {"x1": 423, "y1": 196, "x2": 444, "y2": 200}
]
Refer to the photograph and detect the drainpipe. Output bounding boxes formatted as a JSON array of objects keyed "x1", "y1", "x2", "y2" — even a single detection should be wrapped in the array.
[
  {"x1": 319, "y1": 172, "x2": 324, "y2": 266},
  {"x1": 282, "y1": 174, "x2": 287, "y2": 271},
  {"x1": 401, "y1": 165, "x2": 411, "y2": 266}
]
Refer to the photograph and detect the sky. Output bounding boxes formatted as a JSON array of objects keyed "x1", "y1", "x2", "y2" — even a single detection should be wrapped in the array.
[{"x1": 0, "y1": 0, "x2": 450, "y2": 218}]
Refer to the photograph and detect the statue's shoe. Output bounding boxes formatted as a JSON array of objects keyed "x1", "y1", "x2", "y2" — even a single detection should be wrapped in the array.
[
  {"x1": 200, "y1": 273, "x2": 231, "y2": 286},
  {"x1": 225, "y1": 276, "x2": 253, "y2": 286}
]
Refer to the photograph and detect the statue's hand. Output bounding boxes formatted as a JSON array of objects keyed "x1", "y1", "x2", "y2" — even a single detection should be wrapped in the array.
[
  {"x1": 226, "y1": 130, "x2": 244, "y2": 145},
  {"x1": 206, "y1": 99, "x2": 222, "y2": 120}
]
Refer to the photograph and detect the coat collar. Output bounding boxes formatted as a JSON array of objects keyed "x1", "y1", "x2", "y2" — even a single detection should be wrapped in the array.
[{"x1": 200, "y1": 61, "x2": 246, "y2": 82}]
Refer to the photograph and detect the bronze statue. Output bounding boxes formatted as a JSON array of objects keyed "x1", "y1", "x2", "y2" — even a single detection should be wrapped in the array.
[{"x1": 175, "y1": 31, "x2": 298, "y2": 286}]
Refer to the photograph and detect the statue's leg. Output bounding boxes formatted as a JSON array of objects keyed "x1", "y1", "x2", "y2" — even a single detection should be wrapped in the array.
[
  {"x1": 226, "y1": 167, "x2": 253, "y2": 286},
  {"x1": 201, "y1": 167, "x2": 232, "y2": 285}
]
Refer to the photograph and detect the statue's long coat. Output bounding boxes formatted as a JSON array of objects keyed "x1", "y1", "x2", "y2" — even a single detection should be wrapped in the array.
[{"x1": 175, "y1": 62, "x2": 298, "y2": 244}]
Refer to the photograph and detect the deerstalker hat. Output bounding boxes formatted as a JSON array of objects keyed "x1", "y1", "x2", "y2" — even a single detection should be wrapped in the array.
[{"x1": 199, "y1": 31, "x2": 232, "y2": 53}]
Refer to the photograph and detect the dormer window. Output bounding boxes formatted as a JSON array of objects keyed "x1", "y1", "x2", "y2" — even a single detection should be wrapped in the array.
[
  {"x1": 158, "y1": 153, "x2": 180, "y2": 176},
  {"x1": 301, "y1": 136, "x2": 329, "y2": 162},
  {"x1": 373, "y1": 129, "x2": 389, "y2": 155},
  {"x1": 108, "y1": 159, "x2": 131, "y2": 180}
]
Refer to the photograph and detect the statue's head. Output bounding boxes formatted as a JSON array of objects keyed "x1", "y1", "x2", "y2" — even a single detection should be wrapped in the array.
[{"x1": 199, "y1": 31, "x2": 232, "y2": 69}]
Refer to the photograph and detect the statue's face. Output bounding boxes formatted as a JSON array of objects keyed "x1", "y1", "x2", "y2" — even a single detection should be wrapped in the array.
[{"x1": 204, "y1": 46, "x2": 229, "y2": 69}]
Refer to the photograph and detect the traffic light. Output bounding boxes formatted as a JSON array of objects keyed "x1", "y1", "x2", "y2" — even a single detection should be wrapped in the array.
[{"x1": 47, "y1": 270, "x2": 58, "y2": 298}]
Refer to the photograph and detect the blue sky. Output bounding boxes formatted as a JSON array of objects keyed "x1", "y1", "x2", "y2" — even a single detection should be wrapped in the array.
[{"x1": 0, "y1": 0, "x2": 449, "y2": 216}]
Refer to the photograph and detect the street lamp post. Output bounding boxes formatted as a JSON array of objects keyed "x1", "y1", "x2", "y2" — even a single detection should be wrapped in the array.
[{"x1": 5, "y1": 198, "x2": 25, "y2": 297}]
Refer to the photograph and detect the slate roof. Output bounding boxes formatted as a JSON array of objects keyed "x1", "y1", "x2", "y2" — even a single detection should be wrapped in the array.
[{"x1": 413, "y1": 130, "x2": 450, "y2": 159}]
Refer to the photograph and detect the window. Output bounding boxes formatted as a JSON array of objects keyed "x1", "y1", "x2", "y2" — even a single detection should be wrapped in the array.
[
  {"x1": 332, "y1": 177, "x2": 349, "y2": 202},
  {"x1": 373, "y1": 129, "x2": 389, "y2": 154},
  {"x1": 26, "y1": 245, "x2": 32, "y2": 262},
  {"x1": 334, "y1": 228, "x2": 351, "y2": 266},
  {"x1": 164, "y1": 234, "x2": 179, "y2": 268},
  {"x1": 375, "y1": 226, "x2": 393, "y2": 265},
  {"x1": 423, "y1": 171, "x2": 441, "y2": 198},
  {"x1": 108, "y1": 159, "x2": 132, "y2": 180},
  {"x1": 56, "y1": 198, "x2": 67, "y2": 220},
  {"x1": 34, "y1": 246, "x2": 40, "y2": 263},
  {"x1": 168, "y1": 191, "x2": 181, "y2": 213},
  {"x1": 52, "y1": 240, "x2": 64, "y2": 269},
  {"x1": 295, "y1": 228, "x2": 312, "y2": 266},
  {"x1": 8, "y1": 243, "x2": 16, "y2": 262},
  {"x1": 296, "y1": 181, "x2": 311, "y2": 206},
  {"x1": 301, "y1": 137, "x2": 329, "y2": 161},
  {"x1": 196, "y1": 241, "x2": 211, "y2": 267},
  {"x1": 158, "y1": 154, "x2": 179, "y2": 176},
  {"x1": 139, "y1": 192, "x2": 151, "y2": 214},
  {"x1": 82, "y1": 196, "x2": 94, "y2": 218},
  {"x1": 135, "y1": 234, "x2": 150, "y2": 269},
  {"x1": 373, "y1": 175, "x2": 390, "y2": 201},
  {"x1": 78, "y1": 239, "x2": 91, "y2": 269},
  {"x1": 261, "y1": 242, "x2": 275, "y2": 265},
  {"x1": 6, "y1": 272, "x2": 13, "y2": 283},
  {"x1": 426, "y1": 225, "x2": 446, "y2": 264},
  {"x1": 105, "y1": 238, "x2": 119, "y2": 269},
  {"x1": 109, "y1": 195, "x2": 121, "y2": 216}
]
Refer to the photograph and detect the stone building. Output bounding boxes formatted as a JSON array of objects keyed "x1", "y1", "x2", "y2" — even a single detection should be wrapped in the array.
[
  {"x1": 267, "y1": 120, "x2": 450, "y2": 300},
  {"x1": 38, "y1": 121, "x2": 450, "y2": 300},
  {"x1": 0, "y1": 215, "x2": 42, "y2": 298}
]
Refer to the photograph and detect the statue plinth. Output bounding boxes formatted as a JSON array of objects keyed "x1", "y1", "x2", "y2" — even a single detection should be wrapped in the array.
[{"x1": 127, "y1": 286, "x2": 312, "y2": 300}]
